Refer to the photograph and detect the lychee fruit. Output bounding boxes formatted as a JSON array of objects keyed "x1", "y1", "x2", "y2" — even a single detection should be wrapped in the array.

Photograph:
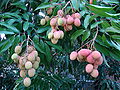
[
  {"x1": 45, "y1": 16, "x2": 50, "y2": 21},
  {"x1": 79, "y1": 49, "x2": 92, "y2": 57},
  {"x1": 74, "y1": 13, "x2": 81, "y2": 19},
  {"x1": 15, "y1": 46, "x2": 22, "y2": 54},
  {"x1": 57, "y1": 18, "x2": 64, "y2": 26},
  {"x1": 50, "y1": 18, "x2": 57, "y2": 26},
  {"x1": 27, "y1": 46, "x2": 34, "y2": 53},
  {"x1": 51, "y1": 38, "x2": 58, "y2": 44},
  {"x1": 28, "y1": 68, "x2": 36, "y2": 77},
  {"x1": 48, "y1": 32, "x2": 54, "y2": 39},
  {"x1": 91, "y1": 51, "x2": 101, "y2": 59},
  {"x1": 11, "y1": 53, "x2": 18, "y2": 60},
  {"x1": 47, "y1": 7, "x2": 53, "y2": 15},
  {"x1": 25, "y1": 61, "x2": 32, "y2": 69},
  {"x1": 85, "y1": 64, "x2": 94, "y2": 73},
  {"x1": 70, "y1": 51, "x2": 78, "y2": 60},
  {"x1": 59, "y1": 30, "x2": 64, "y2": 39},
  {"x1": 94, "y1": 57, "x2": 103, "y2": 65},
  {"x1": 90, "y1": 69, "x2": 99, "y2": 78},
  {"x1": 66, "y1": 16, "x2": 74, "y2": 24},
  {"x1": 23, "y1": 77, "x2": 31, "y2": 87},
  {"x1": 86, "y1": 54, "x2": 95, "y2": 63},
  {"x1": 54, "y1": 31, "x2": 61, "y2": 39},
  {"x1": 18, "y1": 64, "x2": 25, "y2": 70},
  {"x1": 19, "y1": 57, "x2": 26, "y2": 66},
  {"x1": 32, "y1": 50, "x2": 38, "y2": 57},
  {"x1": 27, "y1": 52, "x2": 35, "y2": 61},
  {"x1": 40, "y1": 19, "x2": 46, "y2": 25},
  {"x1": 62, "y1": 17, "x2": 66, "y2": 26},
  {"x1": 77, "y1": 51, "x2": 84, "y2": 60},
  {"x1": 36, "y1": 57, "x2": 40, "y2": 63},
  {"x1": 33, "y1": 61, "x2": 39, "y2": 69},
  {"x1": 74, "y1": 18, "x2": 81, "y2": 27},
  {"x1": 57, "y1": 10, "x2": 64, "y2": 17},
  {"x1": 20, "y1": 70, "x2": 26, "y2": 78}
]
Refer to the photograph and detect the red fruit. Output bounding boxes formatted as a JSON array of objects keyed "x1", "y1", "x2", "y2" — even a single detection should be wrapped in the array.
[
  {"x1": 50, "y1": 18, "x2": 57, "y2": 26},
  {"x1": 66, "y1": 16, "x2": 74, "y2": 24},
  {"x1": 57, "y1": 10, "x2": 64, "y2": 17},
  {"x1": 77, "y1": 51, "x2": 84, "y2": 60},
  {"x1": 89, "y1": 0, "x2": 93, "y2": 4},
  {"x1": 90, "y1": 69, "x2": 99, "y2": 78},
  {"x1": 85, "y1": 64, "x2": 94, "y2": 73},
  {"x1": 70, "y1": 51, "x2": 78, "y2": 60},
  {"x1": 86, "y1": 54, "x2": 95, "y2": 63},
  {"x1": 91, "y1": 51, "x2": 101, "y2": 59},
  {"x1": 94, "y1": 57, "x2": 103, "y2": 65},
  {"x1": 79, "y1": 49, "x2": 92, "y2": 57},
  {"x1": 74, "y1": 13, "x2": 81, "y2": 19},
  {"x1": 74, "y1": 18, "x2": 81, "y2": 27}
]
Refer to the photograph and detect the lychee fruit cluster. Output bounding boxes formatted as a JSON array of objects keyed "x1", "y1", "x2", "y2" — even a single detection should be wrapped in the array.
[
  {"x1": 70, "y1": 49, "x2": 103, "y2": 78},
  {"x1": 50, "y1": 10, "x2": 81, "y2": 31},
  {"x1": 11, "y1": 45, "x2": 41, "y2": 87},
  {"x1": 40, "y1": 16, "x2": 50, "y2": 25}
]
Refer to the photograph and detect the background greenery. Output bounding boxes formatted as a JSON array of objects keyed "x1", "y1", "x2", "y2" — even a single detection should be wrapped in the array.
[{"x1": 0, "y1": 0, "x2": 120, "y2": 90}]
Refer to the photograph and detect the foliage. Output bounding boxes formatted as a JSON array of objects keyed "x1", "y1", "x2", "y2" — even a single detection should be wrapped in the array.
[{"x1": 0, "y1": 0, "x2": 120, "y2": 89}]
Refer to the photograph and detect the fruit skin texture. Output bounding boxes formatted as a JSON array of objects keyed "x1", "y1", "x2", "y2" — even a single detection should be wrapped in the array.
[
  {"x1": 27, "y1": 46, "x2": 34, "y2": 53},
  {"x1": 28, "y1": 68, "x2": 36, "y2": 77},
  {"x1": 85, "y1": 64, "x2": 94, "y2": 73},
  {"x1": 45, "y1": 16, "x2": 50, "y2": 21},
  {"x1": 74, "y1": 18, "x2": 81, "y2": 27},
  {"x1": 19, "y1": 57, "x2": 26, "y2": 66},
  {"x1": 27, "y1": 52, "x2": 35, "y2": 61},
  {"x1": 59, "y1": 31, "x2": 64, "y2": 39},
  {"x1": 23, "y1": 77, "x2": 31, "y2": 87},
  {"x1": 70, "y1": 51, "x2": 78, "y2": 60},
  {"x1": 90, "y1": 69, "x2": 99, "y2": 78},
  {"x1": 62, "y1": 17, "x2": 66, "y2": 26},
  {"x1": 51, "y1": 38, "x2": 58, "y2": 44},
  {"x1": 74, "y1": 13, "x2": 81, "y2": 19},
  {"x1": 79, "y1": 49, "x2": 92, "y2": 57},
  {"x1": 77, "y1": 53, "x2": 84, "y2": 61},
  {"x1": 94, "y1": 57, "x2": 103, "y2": 65},
  {"x1": 18, "y1": 64, "x2": 25, "y2": 70},
  {"x1": 32, "y1": 51, "x2": 38, "y2": 57},
  {"x1": 47, "y1": 7, "x2": 52, "y2": 15},
  {"x1": 36, "y1": 57, "x2": 40, "y2": 63},
  {"x1": 40, "y1": 19, "x2": 46, "y2": 25},
  {"x1": 54, "y1": 31, "x2": 61, "y2": 39},
  {"x1": 91, "y1": 51, "x2": 101, "y2": 59},
  {"x1": 50, "y1": 18, "x2": 57, "y2": 26},
  {"x1": 25, "y1": 61, "x2": 32, "y2": 69},
  {"x1": 66, "y1": 16, "x2": 74, "y2": 24},
  {"x1": 48, "y1": 32, "x2": 54, "y2": 39},
  {"x1": 57, "y1": 18, "x2": 64, "y2": 26},
  {"x1": 20, "y1": 70, "x2": 26, "y2": 78},
  {"x1": 11, "y1": 53, "x2": 18, "y2": 60},
  {"x1": 33, "y1": 61, "x2": 39, "y2": 69},
  {"x1": 86, "y1": 54, "x2": 95, "y2": 63},
  {"x1": 15, "y1": 46, "x2": 22, "y2": 54},
  {"x1": 57, "y1": 10, "x2": 64, "y2": 16}
]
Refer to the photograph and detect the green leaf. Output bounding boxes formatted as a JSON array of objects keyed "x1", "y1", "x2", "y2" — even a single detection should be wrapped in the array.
[
  {"x1": 71, "y1": 0, "x2": 79, "y2": 10},
  {"x1": 103, "y1": 0, "x2": 119, "y2": 4},
  {"x1": 46, "y1": 41, "x2": 63, "y2": 51},
  {"x1": 23, "y1": 22, "x2": 29, "y2": 31},
  {"x1": 0, "y1": 22, "x2": 20, "y2": 33},
  {"x1": 0, "y1": 28, "x2": 14, "y2": 34},
  {"x1": 71, "y1": 29, "x2": 85, "y2": 41},
  {"x1": 84, "y1": 15, "x2": 91, "y2": 29},
  {"x1": 111, "y1": 35, "x2": 120, "y2": 40},
  {"x1": 36, "y1": 26, "x2": 50, "y2": 33},
  {"x1": 90, "y1": 21, "x2": 103, "y2": 29},
  {"x1": 11, "y1": 1, "x2": 27, "y2": 11},
  {"x1": 105, "y1": 27, "x2": 120, "y2": 33},
  {"x1": 82, "y1": 31, "x2": 90, "y2": 42},
  {"x1": 101, "y1": 21, "x2": 110, "y2": 29}
]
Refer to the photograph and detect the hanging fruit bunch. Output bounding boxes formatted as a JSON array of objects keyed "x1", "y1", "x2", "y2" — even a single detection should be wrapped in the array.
[{"x1": 11, "y1": 38, "x2": 41, "y2": 87}]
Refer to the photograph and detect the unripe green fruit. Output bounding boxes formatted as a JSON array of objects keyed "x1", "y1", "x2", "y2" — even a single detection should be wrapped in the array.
[
  {"x1": 57, "y1": 18, "x2": 64, "y2": 26},
  {"x1": 15, "y1": 46, "x2": 22, "y2": 54},
  {"x1": 36, "y1": 57, "x2": 40, "y2": 63},
  {"x1": 11, "y1": 53, "x2": 18, "y2": 60},
  {"x1": 25, "y1": 61, "x2": 32, "y2": 69},
  {"x1": 23, "y1": 77, "x2": 31, "y2": 87},
  {"x1": 40, "y1": 19, "x2": 46, "y2": 25},
  {"x1": 28, "y1": 68, "x2": 35, "y2": 77},
  {"x1": 33, "y1": 61, "x2": 39, "y2": 69},
  {"x1": 51, "y1": 38, "x2": 58, "y2": 44},
  {"x1": 48, "y1": 32, "x2": 54, "y2": 39}
]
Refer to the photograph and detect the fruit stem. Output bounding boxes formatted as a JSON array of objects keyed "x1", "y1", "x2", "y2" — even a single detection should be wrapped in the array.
[{"x1": 62, "y1": 1, "x2": 71, "y2": 11}]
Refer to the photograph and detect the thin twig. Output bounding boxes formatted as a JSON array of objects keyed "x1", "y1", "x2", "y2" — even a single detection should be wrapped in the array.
[{"x1": 62, "y1": 1, "x2": 71, "y2": 11}]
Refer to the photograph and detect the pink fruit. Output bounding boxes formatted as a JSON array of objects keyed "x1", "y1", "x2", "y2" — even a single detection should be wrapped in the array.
[
  {"x1": 77, "y1": 51, "x2": 84, "y2": 60},
  {"x1": 54, "y1": 31, "x2": 61, "y2": 39},
  {"x1": 71, "y1": 14, "x2": 75, "y2": 18},
  {"x1": 70, "y1": 51, "x2": 78, "y2": 60},
  {"x1": 86, "y1": 54, "x2": 95, "y2": 63},
  {"x1": 50, "y1": 18, "x2": 57, "y2": 26},
  {"x1": 85, "y1": 64, "x2": 94, "y2": 73},
  {"x1": 90, "y1": 69, "x2": 99, "y2": 78},
  {"x1": 57, "y1": 10, "x2": 64, "y2": 17},
  {"x1": 66, "y1": 16, "x2": 74, "y2": 24},
  {"x1": 74, "y1": 18, "x2": 81, "y2": 27},
  {"x1": 74, "y1": 13, "x2": 81, "y2": 19},
  {"x1": 94, "y1": 57, "x2": 103, "y2": 65},
  {"x1": 62, "y1": 17, "x2": 66, "y2": 26},
  {"x1": 79, "y1": 49, "x2": 92, "y2": 57},
  {"x1": 91, "y1": 51, "x2": 101, "y2": 59}
]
